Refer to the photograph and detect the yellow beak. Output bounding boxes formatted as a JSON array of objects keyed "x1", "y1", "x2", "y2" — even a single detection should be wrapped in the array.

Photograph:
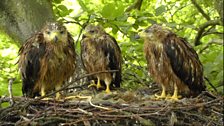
[
  {"x1": 139, "y1": 31, "x2": 147, "y2": 38},
  {"x1": 83, "y1": 32, "x2": 92, "y2": 38},
  {"x1": 50, "y1": 32, "x2": 59, "y2": 43}
]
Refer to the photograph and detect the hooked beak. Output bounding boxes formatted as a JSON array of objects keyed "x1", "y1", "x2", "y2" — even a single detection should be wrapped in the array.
[
  {"x1": 82, "y1": 34, "x2": 87, "y2": 39},
  {"x1": 139, "y1": 31, "x2": 147, "y2": 38},
  {"x1": 134, "y1": 30, "x2": 147, "y2": 39},
  {"x1": 50, "y1": 32, "x2": 59, "y2": 43},
  {"x1": 53, "y1": 36, "x2": 58, "y2": 43},
  {"x1": 82, "y1": 32, "x2": 92, "y2": 39}
]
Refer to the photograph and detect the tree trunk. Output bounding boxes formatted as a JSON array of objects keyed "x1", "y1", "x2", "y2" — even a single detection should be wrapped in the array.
[{"x1": 0, "y1": 0, "x2": 55, "y2": 44}]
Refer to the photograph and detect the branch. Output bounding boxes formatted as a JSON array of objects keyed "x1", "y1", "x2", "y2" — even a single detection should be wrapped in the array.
[
  {"x1": 63, "y1": 15, "x2": 91, "y2": 47},
  {"x1": 64, "y1": 21, "x2": 83, "y2": 27},
  {"x1": 194, "y1": 19, "x2": 221, "y2": 46},
  {"x1": 75, "y1": 15, "x2": 91, "y2": 47},
  {"x1": 125, "y1": 0, "x2": 143, "y2": 12},
  {"x1": 199, "y1": 39, "x2": 223, "y2": 53},
  {"x1": 191, "y1": 0, "x2": 210, "y2": 21}
]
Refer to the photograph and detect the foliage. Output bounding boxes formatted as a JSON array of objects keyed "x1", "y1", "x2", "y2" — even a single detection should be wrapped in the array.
[
  {"x1": 199, "y1": 45, "x2": 223, "y2": 93},
  {"x1": 0, "y1": 32, "x2": 21, "y2": 96}
]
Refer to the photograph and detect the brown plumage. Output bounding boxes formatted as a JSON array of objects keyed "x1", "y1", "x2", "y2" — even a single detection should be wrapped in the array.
[
  {"x1": 81, "y1": 24, "x2": 122, "y2": 93},
  {"x1": 18, "y1": 22, "x2": 76, "y2": 99},
  {"x1": 140, "y1": 24, "x2": 205, "y2": 100}
]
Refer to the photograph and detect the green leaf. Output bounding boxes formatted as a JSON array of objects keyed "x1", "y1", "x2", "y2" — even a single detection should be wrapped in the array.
[
  {"x1": 58, "y1": 5, "x2": 68, "y2": 12},
  {"x1": 133, "y1": 24, "x2": 139, "y2": 30},
  {"x1": 147, "y1": 19, "x2": 157, "y2": 24},
  {"x1": 155, "y1": 5, "x2": 166, "y2": 16},
  {"x1": 112, "y1": 26, "x2": 119, "y2": 34},
  {"x1": 101, "y1": 3, "x2": 125, "y2": 20},
  {"x1": 114, "y1": 4, "x2": 125, "y2": 17},
  {"x1": 101, "y1": 3, "x2": 116, "y2": 19},
  {"x1": 53, "y1": 0, "x2": 62, "y2": 4},
  {"x1": 216, "y1": 71, "x2": 223, "y2": 82},
  {"x1": 77, "y1": 0, "x2": 89, "y2": 12}
]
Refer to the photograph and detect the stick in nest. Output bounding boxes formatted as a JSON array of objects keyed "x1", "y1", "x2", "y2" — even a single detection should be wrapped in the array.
[
  {"x1": 65, "y1": 95, "x2": 111, "y2": 110},
  {"x1": 8, "y1": 78, "x2": 16, "y2": 106}
]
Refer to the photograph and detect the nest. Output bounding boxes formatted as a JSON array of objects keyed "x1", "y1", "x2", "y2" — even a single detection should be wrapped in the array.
[{"x1": 0, "y1": 83, "x2": 223, "y2": 126}]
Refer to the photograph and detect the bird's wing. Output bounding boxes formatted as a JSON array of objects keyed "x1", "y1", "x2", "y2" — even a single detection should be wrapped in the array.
[
  {"x1": 102, "y1": 34, "x2": 122, "y2": 87},
  {"x1": 164, "y1": 33, "x2": 205, "y2": 93},
  {"x1": 80, "y1": 36, "x2": 89, "y2": 71},
  {"x1": 18, "y1": 33, "x2": 46, "y2": 97}
]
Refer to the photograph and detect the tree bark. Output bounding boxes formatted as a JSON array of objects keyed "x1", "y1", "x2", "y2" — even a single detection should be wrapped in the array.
[{"x1": 0, "y1": 0, "x2": 55, "y2": 44}]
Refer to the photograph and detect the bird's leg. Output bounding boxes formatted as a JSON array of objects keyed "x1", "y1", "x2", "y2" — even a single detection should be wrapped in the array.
[
  {"x1": 88, "y1": 77, "x2": 102, "y2": 89},
  {"x1": 88, "y1": 80, "x2": 97, "y2": 88},
  {"x1": 104, "y1": 77, "x2": 112, "y2": 93},
  {"x1": 155, "y1": 85, "x2": 166, "y2": 99},
  {"x1": 167, "y1": 84, "x2": 181, "y2": 101},
  {"x1": 40, "y1": 85, "x2": 52, "y2": 100},
  {"x1": 96, "y1": 77, "x2": 102, "y2": 89},
  {"x1": 55, "y1": 85, "x2": 62, "y2": 100},
  {"x1": 41, "y1": 86, "x2": 46, "y2": 97}
]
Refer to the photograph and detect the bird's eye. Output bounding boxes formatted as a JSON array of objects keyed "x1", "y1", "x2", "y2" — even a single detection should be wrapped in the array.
[
  {"x1": 60, "y1": 31, "x2": 64, "y2": 34},
  {"x1": 89, "y1": 30, "x2": 95, "y2": 33},
  {"x1": 46, "y1": 31, "x2": 51, "y2": 34}
]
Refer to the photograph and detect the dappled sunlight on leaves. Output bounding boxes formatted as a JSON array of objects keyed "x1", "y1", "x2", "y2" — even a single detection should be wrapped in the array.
[{"x1": 0, "y1": 32, "x2": 22, "y2": 96}]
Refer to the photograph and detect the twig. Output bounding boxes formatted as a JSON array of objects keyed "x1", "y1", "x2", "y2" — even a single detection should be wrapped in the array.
[
  {"x1": 64, "y1": 21, "x2": 83, "y2": 27},
  {"x1": 191, "y1": 0, "x2": 210, "y2": 21},
  {"x1": 199, "y1": 39, "x2": 223, "y2": 53},
  {"x1": 75, "y1": 15, "x2": 91, "y2": 47},
  {"x1": 204, "y1": 77, "x2": 218, "y2": 92},
  {"x1": 77, "y1": 108, "x2": 93, "y2": 115},
  {"x1": 125, "y1": 0, "x2": 143, "y2": 12},
  {"x1": 8, "y1": 78, "x2": 16, "y2": 106},
  {"x1": 65, "y1": 95, "x2": 111, "y2": 110}
]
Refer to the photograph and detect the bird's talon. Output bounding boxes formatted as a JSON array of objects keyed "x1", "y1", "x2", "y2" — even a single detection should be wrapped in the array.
[
  {"x1": 96, "y1": 83, "x2": 102, "y2": 89},
  {"x1": 88, "y1": 80, "x2": 98, "y2": 88},
  {"x1": 41, "y1": 97, "x2": 53, "y2": 100},
  {"x1": 105, "y1": 89, "x2": 111, "y2": 94},
  {"x1": 166, "y1": 95, "x2": 181, "y2": 101},
  {"x1": 88, "y1": 83, "x2": 97, "y2": 88},
  {"x1": 56, "y1": 95, "x2": 62, "y2": 100},
  {"x1": 155, "y1": 94, "x2": 166, "y2": 99}
]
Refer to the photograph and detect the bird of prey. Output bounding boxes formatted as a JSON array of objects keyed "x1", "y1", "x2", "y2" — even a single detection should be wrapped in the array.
[
  {"x1": 139, "y1": 24, "x2": 205, "y2": 100},
  {"x1": 81, "y1": 24, "x2": 122, "y2": 93},
  {"x1": 18, "y1": 22, "x2": 76, "y2": 100}
]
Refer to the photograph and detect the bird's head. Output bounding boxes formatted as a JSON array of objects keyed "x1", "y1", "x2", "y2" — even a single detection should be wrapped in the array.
[
  {"x1": 42, "y1": 22, "x2": 68, "y2": 43},
  {"x1": 82, "y1": 24, "x2": 104, "y2": 39},
  {"x1": 137, "y1": 24, "x2": 170, "y2": 41}
]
